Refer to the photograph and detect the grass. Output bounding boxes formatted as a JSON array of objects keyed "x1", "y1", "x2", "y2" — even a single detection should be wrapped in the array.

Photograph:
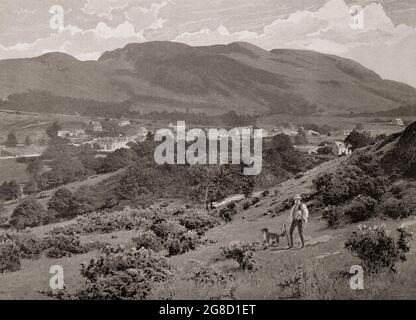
[
  {"x1": 0, "y1": 159, "x2": 28, "y2": 184},
  {"x1": 1, "y1": 149, "x2": 416, "y2": 299}
]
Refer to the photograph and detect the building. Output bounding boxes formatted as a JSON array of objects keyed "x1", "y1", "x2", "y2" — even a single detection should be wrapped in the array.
[
  {"x1": 328, "y1": 130, "x2": 351, "y2": 137},
  {"x1": 332, "y1": 141, "x2": 352, "y2": 156},
  {"x1": 294, "y1": 144, "x2": 319, "y2": 155},
  {"x1": 118, "y1": 120, "x2": 132, "y2": 127},
  {"x1": 305, "y1": 129, "x2": 320, "y2": 137},
  {"x1": 87, "y1": 121, "x2": 103, "y2": 132},
  {"x1": 90, "y1": 137, "x2": 133, "y2": 152},
  {"x1": 86, "y1": 129, "x2": 148, "y2": 152},
  {"x1": 57, "y1": 129, "x2": 85, "y2": 138},
  {"x1": 392, "y1": 118, "x2": 404, "y2": 126}
]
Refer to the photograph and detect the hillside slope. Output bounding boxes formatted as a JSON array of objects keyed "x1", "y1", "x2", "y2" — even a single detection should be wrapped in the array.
[{"x1": 1, "y1": 42, "x2": 416, "y2": 115}]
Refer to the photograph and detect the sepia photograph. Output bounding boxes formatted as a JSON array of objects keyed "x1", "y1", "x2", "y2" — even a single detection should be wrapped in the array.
[{"x1": 0, "y1": 0, "x2": 416, "y2": 312}]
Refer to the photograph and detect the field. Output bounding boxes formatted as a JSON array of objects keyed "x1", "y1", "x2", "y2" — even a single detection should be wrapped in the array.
[{"x1": 0, "y1": 159, "x2": 28, "y2": 185}]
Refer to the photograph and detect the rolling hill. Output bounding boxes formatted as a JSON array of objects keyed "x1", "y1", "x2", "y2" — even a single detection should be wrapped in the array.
[{"x1": 1, "y1": 41, "x2": 416, "y2": 116}]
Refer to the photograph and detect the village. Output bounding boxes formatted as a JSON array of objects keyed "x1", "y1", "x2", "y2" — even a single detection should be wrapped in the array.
[{"x1": 0, "y1": 112, "x2": 407, "y2": 161}]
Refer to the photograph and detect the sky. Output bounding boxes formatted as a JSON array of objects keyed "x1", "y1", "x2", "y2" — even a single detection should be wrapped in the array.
[{"x1": 0, "y1": 0, "x2": 416, "y2": 87}]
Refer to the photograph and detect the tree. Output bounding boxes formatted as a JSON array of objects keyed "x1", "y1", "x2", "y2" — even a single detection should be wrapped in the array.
[
  {"x1": 23, "y1": 180, "x2": 38, "y2": 195},
  {"x1": 46, "y1": 120, "x2": 62, "y2": 138},
  {"x1": 188, "y1": 165, "x2": 238, "y2": 210},
  {"x1": 10, "y1": 198, "x2": 46, "y2": 230},
  {"x1": 345, "y1": 130, "x2": 375, "y2": 151},
  {"x1": 47, "y1": 188, "x2": 74, "y2": 217},
  {"x1": 355, "y1": 123, "x2": 364, "y2": 131},
  {"x1": 270, "y1": 134, "x2": 293, "y2": 152},
  {"x1": 0, "y1": 180, "x2": 21, "y2": 201},
  {"x1": 26, "y1": 158, "x2": 44, "y2": 178},
  {"x1": 5, "y1": 132, "x2": 17, "y2": 147},
  {"x1": 294, "y1": 128, "x2": 308, "y2": 145},
  {"x1": 24, "y1": 135, "x2": 32, "y2": 146}
]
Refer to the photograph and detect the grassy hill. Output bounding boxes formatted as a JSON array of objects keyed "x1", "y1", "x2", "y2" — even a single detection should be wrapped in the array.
[
  {"x1": 1, "y1": 42, "x2": 416, "y2": 116},
  {"x1": 1, "y1": 122, "x2": 416, "y2": 299}
]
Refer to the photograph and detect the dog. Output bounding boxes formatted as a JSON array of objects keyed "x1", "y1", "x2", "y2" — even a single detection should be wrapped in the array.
[{"x1": 260, "y1": 224, "x2": 289, "y2": 248}]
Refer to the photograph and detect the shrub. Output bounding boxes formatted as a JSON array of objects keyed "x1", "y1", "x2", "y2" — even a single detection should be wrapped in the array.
[
  {"x1": 151, "y1": 219, "x2": 186, "y2": 241},
  {"x1": 165, "y1": 230, "x2": 199, "y2": 256},
  {"x1": 219, "y1": 202, "x2": 237, "y2": 223},
  {"x1": 314, "y1": 165, "x2": 387, "y2": 207},
  {"x1": 187, "y1": 264, "x2": 236, "y2": 288},
  {"x1": 1, "y1": 232, "x2": 44, "y2": 260},
  {"x1": 10, "y1": 198, "x2": 47, "y2": 230},
  {"x1": 23, "y1": 180, "x2": 38, "y2": 195},
  {"x1": 376, "y1": 198, "x2": 412, "y2": 220},
  {"x1": 68, "y1": 210, "x2": 151, "y2": 235},
  {"x1": 344, "y1": 195, "x2": 378, "y2": 223},
  {"x1": 322, "y1": 206, "x2": 343, "y2": 229},
  {"x1": 74, "y1": 246, "x2": 174, "y2": 300},
  {"x1": 251, "y1": 197, "x2": 260, "y2": 205},
  {"x1": 276, "y1": 261, "x2": 335, "y2": 299},
  {"x1": 132, "y1": 230, "x2": 164, "y2": 251},
  {"x1": 345, "y1": 225, "x2": 411, "y2": 273},
  {"x1": 0, "y1": 242, "x2": 21, "y2": 273},
  {"x1": 42, "y1": 234, "x2": 87, "y2": 258},
  {"x1": 242, "y1": 201, "x2": 251, "y2": 210},
  {"x1": 48, "y1": 188, "x2": 74, "y2": 218},
  {"x1": 185, "y1": 264, "x2": 237, "y2": 299},
  {"x1": 221, "y1": 241, "x2": 258, "y2": 271},
  {"x1": 0, "y1": 180, "x2": 21, "y2": 201},
  {"x1": 178, "y1": 211, "x2": 220, "y2": 235}
]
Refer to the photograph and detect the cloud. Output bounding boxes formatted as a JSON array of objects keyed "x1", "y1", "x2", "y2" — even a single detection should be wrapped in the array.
[
  {"x1": 82, "y1": 0, "x2": 130, "y2": 19},
  {"x1": 0, "y1": 21, "x2": 145, "y2": 60},
  {"x1": 0, "y1": 0, "x2": 167, "y2": 61},
  {"x1": 174, "y1": 25, "x2": 258, "y2": 46},
  {"x1": 125, "y1": 1, "x2": 169, "y2": 31},
  {"x1": 173, "y1": 0, "x2": 416, "y2": 87}
]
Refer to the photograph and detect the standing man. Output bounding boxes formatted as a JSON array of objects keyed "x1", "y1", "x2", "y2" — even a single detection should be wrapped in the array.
[{"x1": 287, "y1": 194, "x2": 309, "y2": 249}]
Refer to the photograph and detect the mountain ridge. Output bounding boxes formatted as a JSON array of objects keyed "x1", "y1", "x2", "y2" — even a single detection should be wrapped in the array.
[{"x1": 1, "y1": 41, "x2": 416, "y2": 116}]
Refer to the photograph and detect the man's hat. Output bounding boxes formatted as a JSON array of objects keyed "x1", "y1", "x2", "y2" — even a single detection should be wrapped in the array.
[{"x1": 294, "y1": 194, "x2": 302, "y2": 200}]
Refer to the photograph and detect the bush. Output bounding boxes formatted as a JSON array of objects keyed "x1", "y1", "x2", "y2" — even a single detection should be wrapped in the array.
[
  {"x1": 178, "y1": 212, "x2": 220, "y2": 235},
  {"x1": 151, "y1": 219, "x2": 186, "y2": 241},
  {"x1": 165, "y1": 230, "x2": 199, "y2": 256},
  {"x1": 0, "y1": 242, "x2": 21, "y2": 273},
  {"x1": 73, "y1": 246, "x2": 174, "y2": 300},
  {"x1": 251, "y1": 197, "x2": 260, "y2": 206},
  {"x1": 48, "y1": 188, "x2": 74, "y2": 218},
  {"x1": 219, "y1": 202, "x2": 237, "y2": 223},
  {"x1": 185, "y1": 264, "x2": 237, "y2": 299},
  {"x1": 314, "y1": 165, "x2": 387, "y2": 207},
  {"x1": 0, "y1": 232, "x2": 44, "y2": 260},
  {"x1": 66, "y1": 210, "x2": 151, "y2": 235},
  {"x1": 377, "y1": 198, "x2": 413, "y2": 220},
  {"x1": 23, "y1": 180, "x2": 38, "y2": 195},
  {"x1": 0, "y1": 180, "x2": 21, "y2": 201},
  {"x1": 10, "y1": 198, "x2": 47, "y2": 230},
  {"x1": 132, "y1": 230, "x2": 164, "y2": 251},
  {"x1": 345, "y1": 225, "x2": 411, "y2": 273},
  {"x1": 322, "y1": 206, "x2": 343, "y2": 229},
  {"x1": 42, "y1": 234, "x2": 87, "y2": 258},
  {"x1": 221, "y1": 241, "x2": 258, "y2": 271},
  {"x1": 186, "y1": 264, "x2": 236, "y2": 288},
  {"x1": 344, "y1": 195, "x2": 378, "y2": 223},
  {"x1": 242, "y1": 201, "x2": 251, "y2": 210}
]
